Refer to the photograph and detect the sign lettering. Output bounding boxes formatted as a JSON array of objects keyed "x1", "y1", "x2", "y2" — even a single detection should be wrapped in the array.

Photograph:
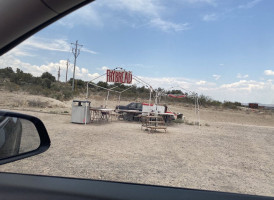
[{"x1": 106, "y1": 69, "x2": 132, "y2": 84}]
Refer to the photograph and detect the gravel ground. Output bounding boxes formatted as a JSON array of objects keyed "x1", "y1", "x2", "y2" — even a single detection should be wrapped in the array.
[{"x1": 0, "y1": 110, "x2": 274, "y2": 197}]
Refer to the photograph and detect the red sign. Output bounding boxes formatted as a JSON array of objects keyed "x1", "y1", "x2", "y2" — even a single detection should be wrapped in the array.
[{"x1": 106, "y1": 69, "x2": 132, "y2": 84}]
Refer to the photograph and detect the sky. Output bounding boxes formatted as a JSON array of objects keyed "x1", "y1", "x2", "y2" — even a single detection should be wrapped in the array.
[{"x1": 1, "y1": 0, "x2": 274, "y2": 104}]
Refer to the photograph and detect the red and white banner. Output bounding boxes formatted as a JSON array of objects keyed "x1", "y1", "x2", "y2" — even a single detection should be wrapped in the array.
[{"x1": 106, "y1": 69, "x2": 132, "y2": 84}]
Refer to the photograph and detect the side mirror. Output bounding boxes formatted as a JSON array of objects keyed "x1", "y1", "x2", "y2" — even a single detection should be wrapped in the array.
[{"x1": 0, "y1": 111, "x2": 50, "y2": 165}]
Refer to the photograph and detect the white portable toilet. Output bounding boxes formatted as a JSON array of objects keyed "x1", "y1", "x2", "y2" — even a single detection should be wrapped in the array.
[{"x1": 71, "y1": 100, "x2": 91, "y2": 124}]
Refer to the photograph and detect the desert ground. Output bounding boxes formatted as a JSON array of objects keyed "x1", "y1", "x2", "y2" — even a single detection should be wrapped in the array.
[{"x1": 0, "y1": 91, "x2": 274, "y2": 197}]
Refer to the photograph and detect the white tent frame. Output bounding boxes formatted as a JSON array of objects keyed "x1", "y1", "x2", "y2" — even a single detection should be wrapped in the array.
[
  {"x1": 82, "y1": 70, "x2": 200, "y2": 126},
  {"x1": 160, "y1": 86, "x2": 200, "y2": 127},
  {"x1": 83, "y1": 68, "x2": 154, "y2": 124}
]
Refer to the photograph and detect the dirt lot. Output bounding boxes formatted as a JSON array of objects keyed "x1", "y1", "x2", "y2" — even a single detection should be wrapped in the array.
[{"x1": 0, "y1": 91, "x2": 274, "y2": 196}]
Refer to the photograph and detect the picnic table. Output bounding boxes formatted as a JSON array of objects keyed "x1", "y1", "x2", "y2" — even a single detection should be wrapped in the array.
[
  {"x1": 141, "y1": 115, "x2": 167, "y2": 133},
  {"x1": 90, "y1": 107, "x2": 114, "y2": 122}
]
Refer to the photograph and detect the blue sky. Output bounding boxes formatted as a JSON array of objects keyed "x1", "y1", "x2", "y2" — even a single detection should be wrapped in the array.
[{"x1": 1, "y1": 0, "x2": 274, "y2": 104}]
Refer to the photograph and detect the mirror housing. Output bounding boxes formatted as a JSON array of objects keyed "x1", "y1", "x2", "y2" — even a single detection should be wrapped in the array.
[{"x1": 0, "y1": 111, "x2": 50, "y2": 165}]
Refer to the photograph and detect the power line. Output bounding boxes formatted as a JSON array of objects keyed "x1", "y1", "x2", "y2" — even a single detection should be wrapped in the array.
[{"x1": 71, "y1": 40, "x2": 83, "y2": 91}]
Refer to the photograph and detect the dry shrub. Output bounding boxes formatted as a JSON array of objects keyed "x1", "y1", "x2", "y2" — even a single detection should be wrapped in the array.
[
  {"x1": 28, "y1": 99, "x2": 48, "y2": 108},
  {"x1": 12, "y1": 99, "x2": 24, "y2": 107},
  {"x1": 184, "y1": 120, "x2": 194, "y2": 125}
]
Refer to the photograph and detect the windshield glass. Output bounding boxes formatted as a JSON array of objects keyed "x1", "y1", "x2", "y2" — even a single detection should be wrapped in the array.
[{"x1": 0, "y1": 0, "x2": 274, "y2": 197}]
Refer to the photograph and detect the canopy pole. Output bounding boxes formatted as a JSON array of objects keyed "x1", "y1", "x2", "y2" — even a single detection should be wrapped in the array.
[
  {"x1": 197, "y1": 95, "x2": 200, "y2": 128},
  {"x1": 85, "y1": 82, "x2": 89, "y2": 125},
  {"x1": 155, "y1": 91, "x2": 158, "y2": 116},
  {"x1": 106, "y1": 85, "x2": 120, "y2": 108},
  {"x1": 118, "y1": 93, "x2": 121, "y2": 105},
  {"x1": 106, "y1": 91, "x2": 110, "y2": 108},
  {"x1": 86, "y1": 82, "x2": 89, "y2": 99},
  {"x1": 149, "y1": 87, "x2": 152, "y2": 113},
  {"x1": 194, "y1": 94, "x2": 197, "y2": 125},
  {"x1": 84, "y1": 101, "x2": 87, "y2": 125}
]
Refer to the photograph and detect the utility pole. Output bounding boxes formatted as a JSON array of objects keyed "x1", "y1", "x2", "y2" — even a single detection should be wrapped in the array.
[
  {"x1": 57, "y1": 66, "x2": 60, "y2": 82},
  {"x1": 66, "y1": 59, "x2": 69, "y2": 82},
  {"x1": 71, "y1": 40, "x2": 83, "y2": 91}
]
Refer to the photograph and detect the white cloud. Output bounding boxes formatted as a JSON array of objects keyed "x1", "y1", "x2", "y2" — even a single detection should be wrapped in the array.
[
  {"x1": 81, "y1": 68, "x2": 88, "y2": 74},
  {"x1": 221, "y1": 80, "x2": 258, "y2": 90},
  {"x1": 0, "y1": 54, "x2": 98, "y2": 82},
  {"x1": 183, "y1": 0, "x2": 216, "y2": 5},
  {"x1": 101, "y1": 66, "x2": 109, "y2": 71},
  {"x1": 62, "y1": 0, "x2": 189, "y2": 33},
  {"x1": 112, "y1": 0, "x2": 189, "y2": 32},
  {"x1": 104, "y1": 0, "x2": 162, "y2": 18},
  {"x1": 11, "y1": 36, "x2": 97, "y2": 56},
  {"x1": 96, "y1": 66, "x2": 110, "y2": 72},
  {"x1": 136, "y1": 76, "x2": 194, "y2": 91},
  {"x1": 136, "y1": 76, "x2": 274, "y2": 104},
  {"x1": 81, "y1": 47, "x2": 98, "y2": 55},
  {"x1": 0, "y1": 54, "x2": 43, "y2": 77},
  {"x1": 237, "y1": 73, "x2": 249, "y2": 79},
  {"x1": 264, "y1": 70, "x2": 274, "y2": 76},
  {"x1": 23, "y1": 37, "x2": 70, "y2": 52},
  {"x1": 219, "y1": 63, "x2": 224, "y2": 66},
  {"x1": 212, "y1": 80, "x2": 274, "y2": 104},
  {"x1": 7, "y1": 47, "x2": 35, "y2": 57},
  {"x1": 212, "y1": 74, "x2": 221, "y2": 80},
  {"x1": 88, "y1": 73, "x2": 101, "y2": 79},
  {"x1": 202, "y1": 13, "x2": 217, "y2": 21},
  {"x1": 196, "y1": 80, "x2": 207, "y2": 85},
  {"x1": 150, "y1": 18, "x2": 190, "y2": 32},
  {"x1": 134, "y1": 76, "x2": 216, "y2": 92},
  {"x1": 58, "y1": 4, "x2": 103, "y2": 28},
  {"x1": 238, "y1": 0, "x2": 262, "y2": 9}
]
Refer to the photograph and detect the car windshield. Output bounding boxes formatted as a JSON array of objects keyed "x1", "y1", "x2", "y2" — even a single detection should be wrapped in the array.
[{"x1": 0, "y1": 0, "x2": 274, "y2": 197}]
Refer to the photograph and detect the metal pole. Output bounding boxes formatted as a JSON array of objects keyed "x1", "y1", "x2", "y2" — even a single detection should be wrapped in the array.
[
  {"x1": 71, "y1": 40, "x2": 82, "y2": 91},
  {"x1": 118, "y1": 93, "x2": 121, "y2": 105},
  {"x1": 197, "y1": 95, "x2": 200, "y2": 127},
  {"x1": 155, "y1": 92, "x2": 158, "y2": 116},
  {"x1": 72, "y1": 40, "x2": 78, "y2": 91},
  {"x1": 84, "y1": 101, "x2": 87, "y2": 125},
  {"x1": 86, "y1": 82, "x2": 89, "y2": 99},
  {"x1": 149, "y1": 87, "x2": 152, "y2": 113},
  {"x1": 194, "y1": 94, "x2": 197, "y2": 125},
  {"x1": 105, "y1": 85, "x2": 119, "y2": 108},
  {"x1": 106, "y1": 91, "x2": 110, "y2": 108},
  {"x1": 66, "y1": 59, "x2": 69, "y2": 82},
  {"x1": 85, "y1": 82, "x2": 89, "y2": 125}
]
